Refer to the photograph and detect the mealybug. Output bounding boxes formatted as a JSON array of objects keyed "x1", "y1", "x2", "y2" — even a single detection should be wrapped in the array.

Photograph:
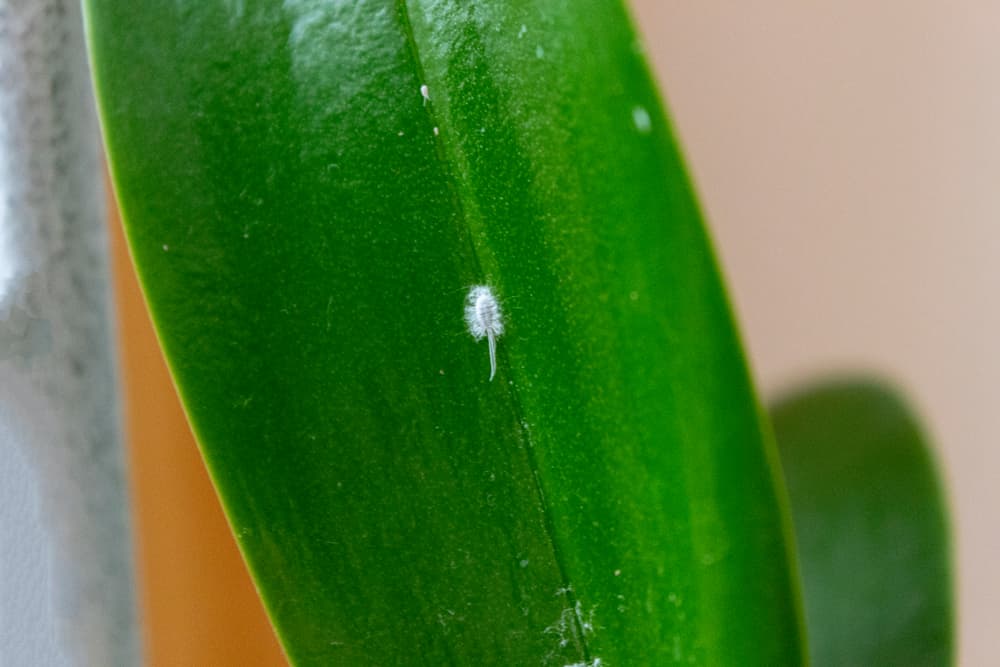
[{"x1": 464, "y1": 285, "x2": 504, "y2": 381}]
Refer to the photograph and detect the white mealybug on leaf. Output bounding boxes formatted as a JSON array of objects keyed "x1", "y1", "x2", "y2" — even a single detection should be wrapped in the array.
[{"x1": 465, "y1": 285, "x2": 504, "y2": 381}]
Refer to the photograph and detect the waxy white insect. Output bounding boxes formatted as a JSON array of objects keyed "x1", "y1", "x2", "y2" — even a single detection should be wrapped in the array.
[{"x1": 464, "y1": 285, "x2": 504, "y2": 381}]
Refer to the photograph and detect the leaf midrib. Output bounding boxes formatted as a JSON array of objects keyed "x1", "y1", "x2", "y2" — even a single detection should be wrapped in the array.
[{"x1": 394, "y1": 1, "x2": 594, "y2": 662}]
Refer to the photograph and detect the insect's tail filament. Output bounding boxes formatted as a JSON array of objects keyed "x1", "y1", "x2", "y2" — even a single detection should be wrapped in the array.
[{"x1": 487, "y1": 332, "x2": 497, "y2": 381}]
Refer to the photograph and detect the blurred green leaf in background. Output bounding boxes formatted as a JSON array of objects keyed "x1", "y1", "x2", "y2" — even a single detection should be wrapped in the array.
[{"x1": 773, "y1": 380, "x2": 953, "y2": 667}]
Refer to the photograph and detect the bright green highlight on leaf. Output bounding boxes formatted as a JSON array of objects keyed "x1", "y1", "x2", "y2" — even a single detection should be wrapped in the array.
[
  {"x1": 85, "y1": 1, "x2": 805, "y2": 664},
  {"x1": 772, "y1": 379, "x2": 954, "y2": 667}
]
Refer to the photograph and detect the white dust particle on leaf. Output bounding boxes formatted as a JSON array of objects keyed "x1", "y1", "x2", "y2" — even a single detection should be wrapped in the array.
[{"x1": 632, "y1": 105, "x2": 652, "y2": 134}]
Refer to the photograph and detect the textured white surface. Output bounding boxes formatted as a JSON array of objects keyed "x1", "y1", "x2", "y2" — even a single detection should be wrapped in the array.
[
  {"x1": 632, "y1": 2, "x2": 997, "y2": 663},
  {"x1": 0, "y1": 0, "x2": 139, "y2": 664},
  {"x1": 0, "y1": 414, "x2": 68, "y2": 667}
]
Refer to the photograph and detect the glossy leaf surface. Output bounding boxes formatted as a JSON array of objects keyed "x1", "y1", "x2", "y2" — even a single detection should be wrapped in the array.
[
  {"x1": 86, "y1": 1, "x2": 804, "y2": 664},
  {"x1": 772, "y1": 379, "x2": 953, "y2": 667}
]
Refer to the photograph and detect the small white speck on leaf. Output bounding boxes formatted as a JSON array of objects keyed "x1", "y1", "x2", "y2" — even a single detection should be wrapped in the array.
[
  {"x1": 464, "y1": 285, "x2": 504, "y2": 381},
  {"x1": 420, "y1": 84, "x2": 430, "y2": 103},
  {"x1": 162, "y1": 244, "x2": 169, "y2": 251},
  {"x1": 518, "y1": 24, "x2": 527, "y2": 38},
  {"x1": 397, "y1": 130, "x2": 405, "y2": 136},
  {"x1": 520, "y1": 559, "x2": 530, "y2": 568},
  {"x1": 614, "y1": 569, "x2": 621, "y2": 576},
  {"x1": 565, "y1": 658, "x2": 604, "y2": 666},
  {"x1": 632, "y1": 105, "x2": 652, "y2": 134},
  {"x1": 536, "y1": 45, "x2": 545, "y2": 59},
  {"x1": 433, "y1": 126, "x2": 439, "y2": 136}
]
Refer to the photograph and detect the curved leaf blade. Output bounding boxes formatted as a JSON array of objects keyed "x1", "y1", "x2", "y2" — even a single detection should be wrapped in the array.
[
  {"x1": 772, "y1": 379, "x2": 954, "y2": 666},
  {"x1": 86, "y1": 1, "x2": 805, "y2": 664}
]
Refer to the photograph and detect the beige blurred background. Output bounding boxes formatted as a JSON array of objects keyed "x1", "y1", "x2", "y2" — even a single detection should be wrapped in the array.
[{"x1": 631, "y1": 1, "x2": 997, "y2": 663}]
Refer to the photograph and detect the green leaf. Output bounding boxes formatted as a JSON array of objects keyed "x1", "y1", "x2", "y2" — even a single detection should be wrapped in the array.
[
  {"x1": 85, "y1": 1, "x2": 805, "y2": 664},
  {"x1": 771, "y1": 379, "x2": 954, "y2": 666}
]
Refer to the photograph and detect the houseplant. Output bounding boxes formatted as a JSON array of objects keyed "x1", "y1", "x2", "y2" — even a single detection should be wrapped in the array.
[{"x1": 82, "y1": 1, "x2": 952, "y2": 664}]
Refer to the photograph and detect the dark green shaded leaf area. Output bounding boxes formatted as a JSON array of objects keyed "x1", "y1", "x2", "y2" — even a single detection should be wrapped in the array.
[
  {"x1": 86, "y1": 1, "x2": 804, "y2": 664},
  {"x1": 772, "y1": 379, "x2": 953, "y2": 667}
]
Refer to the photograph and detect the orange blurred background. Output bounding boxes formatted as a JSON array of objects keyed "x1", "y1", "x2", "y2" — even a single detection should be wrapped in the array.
[{"x1": 109, "y1": 197, "x2": 286, "y2": 665}]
